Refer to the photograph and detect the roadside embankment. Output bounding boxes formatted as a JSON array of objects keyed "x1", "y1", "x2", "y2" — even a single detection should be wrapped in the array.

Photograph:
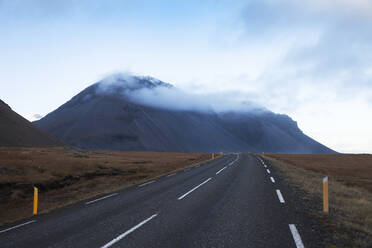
[{"x1": 264, "y1": 154, "x2": 372, "y2": 248}]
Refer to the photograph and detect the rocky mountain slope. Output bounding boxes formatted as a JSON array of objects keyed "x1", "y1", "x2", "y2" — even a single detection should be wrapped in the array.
[{"x1": 34, "y1": 75, "x2": 334, "y2": 153}]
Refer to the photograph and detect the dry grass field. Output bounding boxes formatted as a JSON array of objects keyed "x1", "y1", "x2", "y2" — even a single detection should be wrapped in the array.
[
  {"x1": 265, "y1": 154, "x2": 372, "y2": 247},
  {"x1": 0, "y1": 147, "x2": 210, "y2": 226},
  {"x1": 267, "y1": 154, "x2": 372, "y2": 193}
]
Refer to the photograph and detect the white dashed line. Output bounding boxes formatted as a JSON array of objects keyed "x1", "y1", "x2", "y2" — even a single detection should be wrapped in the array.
[
  {"x1": 138, "y1": 180, "x2": 156, "y2": 187},
  {"x1": 289, "y1": 224, "x2": 305, "y2": 248},
  {"x1": 178, "y1": 178, "x2": 212, "y2": 200},
  {"x1": 266, "y1": 169, "x2": 271, "y2": 174},
  {"x1": 264, "y1": 164, "x2": 267, "y2": 168},
  {"x1": 86, "y1": 193, "x2": 119, "y2": 205},
  {"x1": 229, "y1": 154, "x2": 240, "y2": 165},
  {"x1": 166, "y1": 173, "x2": 176, "y2": 177},
  {"x1": 216, "y1": 166, "x2": 227, "y2": 175},
  {"x1": 0, "y1": 220, "x2": 36, "y2": 234},
  {"x1": 101, "y1": 214, "x2": 158, "y2": 248},
  {"x1": 276, "y1": 189, "x2": 285, "y2": 203},
  {"x1": 270, "y1": 177, "x2": 275, "y2": 183}
]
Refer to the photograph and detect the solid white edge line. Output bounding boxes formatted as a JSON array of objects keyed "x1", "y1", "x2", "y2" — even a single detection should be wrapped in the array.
[
  {"x1": 276, "y1": 189, "x2": 285, "y2": 203},
  {"x1": 101, "y1": 214, "x2": 158, "y2": 248},
  {"x1": 0, "y1": 220, "x2": 36, "y2": 234},
  {"x1": 289, "y1": 224, "x2": 305, "y2": 248},
  {"x1": 167, "y1": 173, "x2": 176, "y2": 177},
  {"x1": 216, "y1": 166, "x2": 227, "y2": 175},
  {"x1": 138, "y1": 180, "x2": 156, "y2": 187},
  {"x1": 86, "y1": 193, "x2": 119, "y2": 205},
  {"x1": 267, "y1": 169, "x2": 270, "y2": 174},
  {"x1": 270, "y1": 177, "x2": 275, "y2": 183},
  {"x1": 178, "y1": 178, "x2": 212, "y2": 200}
]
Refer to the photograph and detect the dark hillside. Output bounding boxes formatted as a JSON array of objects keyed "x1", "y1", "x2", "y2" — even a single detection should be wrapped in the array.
[{"x1": 0, "y1": 99, "x2": 62, "y2": 147}]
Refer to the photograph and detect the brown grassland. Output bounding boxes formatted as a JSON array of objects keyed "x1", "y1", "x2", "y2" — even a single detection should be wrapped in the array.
[
  {"x1": 265, "y1": 154, "x2": 372, "y2": 247},
  {"x1": 0, "y1": 147, "x2": 210, "y2": 226}
]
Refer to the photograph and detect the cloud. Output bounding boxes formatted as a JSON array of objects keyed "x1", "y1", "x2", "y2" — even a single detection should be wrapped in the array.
[
  {"x1": 232, "y1": 0, "x2": 372, "y2": 152},
  {"x1": 29, "y1": 114, "x2": 43, "y2": 121},
  {"x1": 238, "y1": 0, "x2": 372, "y2": 98},
  {"x1": 130, "y1": 87, "x2": 265, "y2": 113},
  {"x1": 96, "y1": 73, "x2": 266, "y2": 113}
]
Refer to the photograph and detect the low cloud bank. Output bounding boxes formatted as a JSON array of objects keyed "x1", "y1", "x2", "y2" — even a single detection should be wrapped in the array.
[{"x1": 96, "y1": 73, "x2": 267, "y2": 114}]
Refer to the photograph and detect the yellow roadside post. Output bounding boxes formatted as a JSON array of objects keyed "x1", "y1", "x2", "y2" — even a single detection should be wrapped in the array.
[
  {"x1": 262, "y1": 152, "x2": 265, "y2": 157},
  {"x1": 33, "y1": 187, "x2": 38, "y2": 215},
  {"x1": 323, "y1": 177, "x2": 329, "y2": 213},
  {"x1": 212, "y1": 153, "x2": 215, "y2": 159}
]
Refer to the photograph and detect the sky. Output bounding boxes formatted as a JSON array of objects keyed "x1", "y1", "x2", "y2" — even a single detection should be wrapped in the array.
[{"x1": 1, "y1": 0, "x2": 372, "y2": 153}]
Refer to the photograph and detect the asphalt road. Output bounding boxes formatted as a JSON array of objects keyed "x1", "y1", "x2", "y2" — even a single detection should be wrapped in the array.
[{"x1": 0, "y1": 153, "x2": 309, "y2": 247}]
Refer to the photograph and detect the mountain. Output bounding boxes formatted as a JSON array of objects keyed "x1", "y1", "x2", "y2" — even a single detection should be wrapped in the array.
[
  {"x1": 34, "y1": 75, "x2": 335, "y2": 153},
  {"x1": 0, "y1": 99, "x2": 62, "y2": 147}
]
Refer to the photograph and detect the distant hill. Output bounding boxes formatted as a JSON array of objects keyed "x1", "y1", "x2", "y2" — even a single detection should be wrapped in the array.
[
  {"x1": 0, "y1": 99, "x2": 62, "y2": 147},
  {"x1": 34, "y1": 75, "x2": 335, "y2": 153}
]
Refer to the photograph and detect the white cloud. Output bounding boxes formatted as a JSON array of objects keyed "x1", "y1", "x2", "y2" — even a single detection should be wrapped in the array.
[
  {"x1": 96, "y1": 73, "x2": 265, "y2": 113},
  {"x1": 27, "y1": 114, "x2": 43, "y2": 122}
]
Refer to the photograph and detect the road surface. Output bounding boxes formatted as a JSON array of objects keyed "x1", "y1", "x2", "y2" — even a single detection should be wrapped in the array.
[{"x1": 0, "y1": 153, "x2": 309, "y2": 247}]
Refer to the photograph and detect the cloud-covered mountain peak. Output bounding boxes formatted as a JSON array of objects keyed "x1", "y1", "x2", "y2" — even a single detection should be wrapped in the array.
[
  {"x1": 71, "y1": 73, "x2": 268, "y2": 114},
  {"x1": 96, "y1": 73, "x2": 172, "y2": 95}
]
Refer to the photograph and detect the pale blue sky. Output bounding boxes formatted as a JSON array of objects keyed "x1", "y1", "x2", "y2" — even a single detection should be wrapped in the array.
[{"x1": 1, "y1": 0, "x2": 372, "y2": 153}]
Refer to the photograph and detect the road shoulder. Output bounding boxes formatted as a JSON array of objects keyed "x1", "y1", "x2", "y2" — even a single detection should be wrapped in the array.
[{"x1": 264, "y1": 155, "x2": 372, "y2": 248}]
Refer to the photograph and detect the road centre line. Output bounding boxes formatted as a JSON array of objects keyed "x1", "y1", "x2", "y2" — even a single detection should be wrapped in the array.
[
  {"x1": 270, "y1": 177, "x2": 275, "y2": 183},
  {"x1": 216, "y1": 166, "x2": 227, "y2": 175},
  {"x1": 0, "y1": 220, "x2": 36, "y2": 234},
  {"x1": 267, "y1": 169, "x2": 270, "y2": 174},
  {"x1": 178, "y1": 178, "x2": 212, "y2": 200},
  {"x1": 264, "y1": 164, "x2": 267, "y2": 168},
  {"x1": 138, "y1": 180, "x2": 156, "y2": 187},
  {"x1": 229, "y1": 154, "x2": 240, "y2": 166},
  {"x1": 86, "y1": 193, "x2": 119, "y2": 205},
  {"x1": 101, "y1": 214, "x2": 158, "y2": 248},
  {"x1": 276, "y1": 189, "x2": 285, "y2": 203},
  {"x1": 289, "y1": 224, "x2": 305, "y2": 248},
  {"x1": 167, "y1": 173, "x2": 176, "y2": 177}
]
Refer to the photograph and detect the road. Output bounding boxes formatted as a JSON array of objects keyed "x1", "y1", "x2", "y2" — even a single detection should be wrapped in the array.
[{"x1": 0, "y1": 153, "x2": 308, "y2": 247}]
